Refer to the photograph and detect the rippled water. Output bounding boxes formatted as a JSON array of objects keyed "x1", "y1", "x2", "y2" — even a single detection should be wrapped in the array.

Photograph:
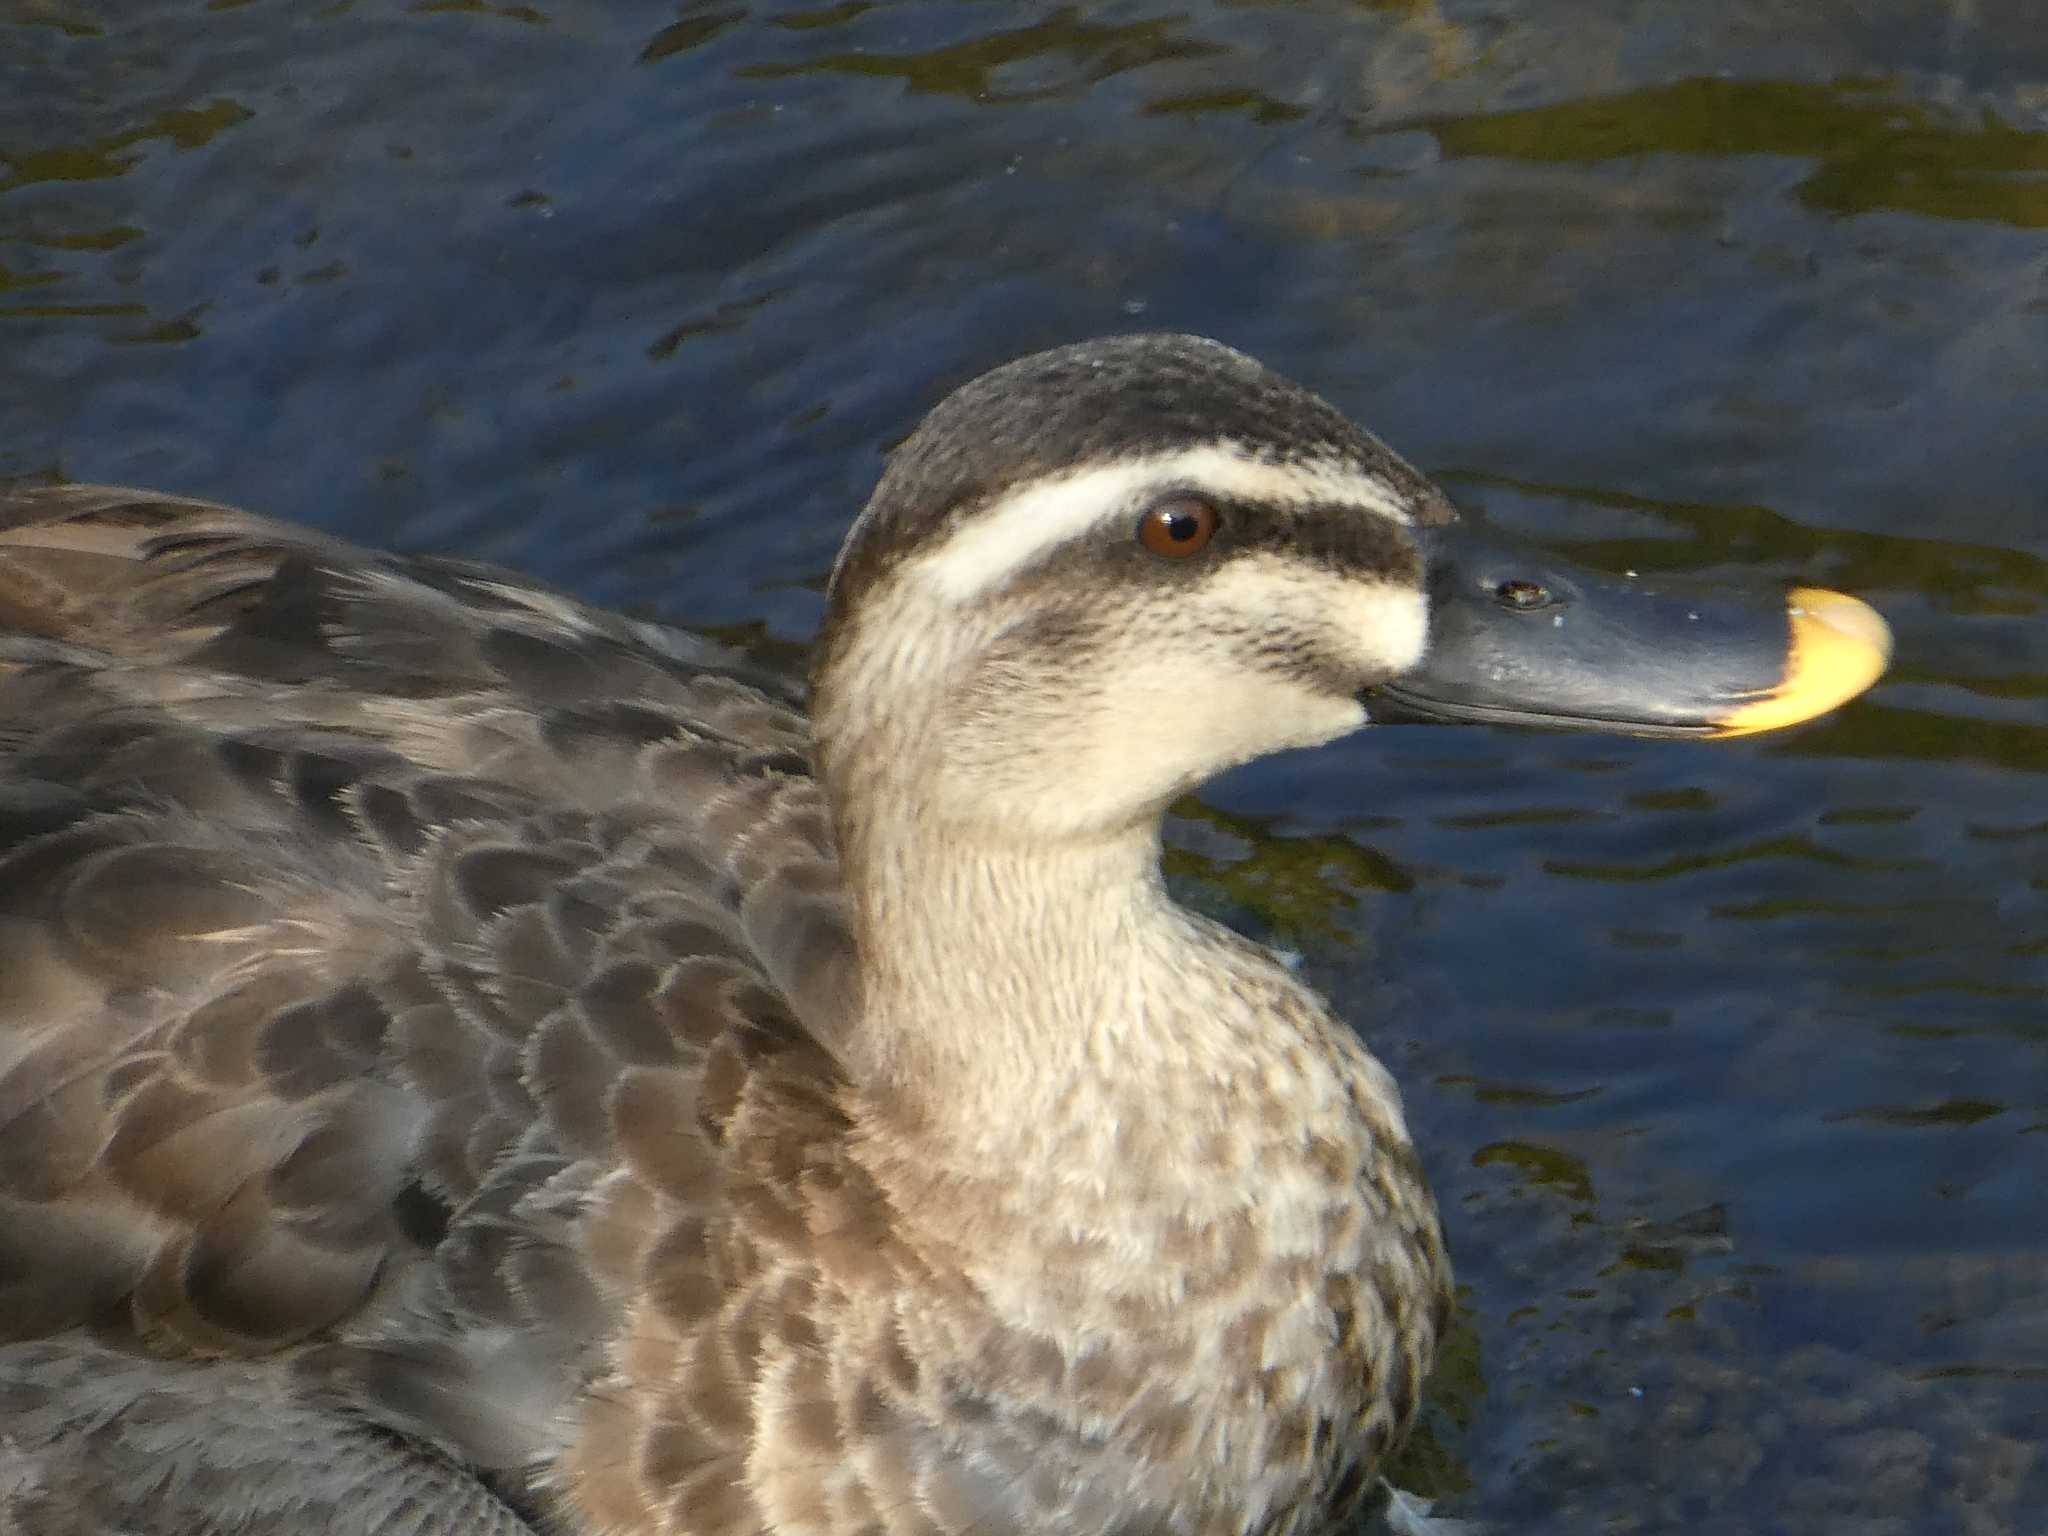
[{"x1": 4, "y1": 1, "x2": 2043, "y2": 1530}]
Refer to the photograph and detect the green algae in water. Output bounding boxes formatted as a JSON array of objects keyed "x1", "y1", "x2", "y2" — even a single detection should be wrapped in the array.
[{"x1": 1423, "y1": 76, "x2": 2048, "y2": 229}]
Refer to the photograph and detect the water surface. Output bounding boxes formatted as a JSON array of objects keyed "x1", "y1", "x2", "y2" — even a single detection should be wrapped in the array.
[{"x1": 4, "y1": 1, "x2": 2043, "y2": 1529}]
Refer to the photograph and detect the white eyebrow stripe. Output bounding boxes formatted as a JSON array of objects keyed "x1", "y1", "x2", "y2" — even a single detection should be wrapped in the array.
[{"x1": 910, "y1": 443, "x2": 1411, "y2": 603}]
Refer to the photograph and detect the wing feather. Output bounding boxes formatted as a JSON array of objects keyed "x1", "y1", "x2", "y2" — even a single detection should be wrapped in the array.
[{"x1": 0, "y1": 485, "x2": 859, "y2": 1526}]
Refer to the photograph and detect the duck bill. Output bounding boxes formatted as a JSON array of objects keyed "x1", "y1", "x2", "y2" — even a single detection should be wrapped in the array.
[{"x1": 1366, "y1": 522, "x2": 1891, "y2": 738}]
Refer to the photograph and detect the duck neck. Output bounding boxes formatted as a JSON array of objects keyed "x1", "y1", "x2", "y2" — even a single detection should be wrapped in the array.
[
  {"x1": 829, "y1": 788, "x2": 1409, "y2": 1188},
  {"x1": 838, "y1": 805, "x2": 1173, "y2": 1117}
]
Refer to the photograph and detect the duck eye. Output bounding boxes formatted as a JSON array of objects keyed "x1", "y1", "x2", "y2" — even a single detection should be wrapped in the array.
[
  {"x1": 1495, "y1": 579, "x2": 1552, "y2": 610},
  {"x1": 1138, "y1": 497, "x2": 1220, "y2": 559}
]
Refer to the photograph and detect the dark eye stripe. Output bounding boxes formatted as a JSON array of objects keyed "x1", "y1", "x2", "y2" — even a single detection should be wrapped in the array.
[
  {"x1": 942, "y1": 493, "x2": 1423, "y2": 605},
  {"x1": 1199, "y1": 498, "x2": 1422, "y2": 587}
]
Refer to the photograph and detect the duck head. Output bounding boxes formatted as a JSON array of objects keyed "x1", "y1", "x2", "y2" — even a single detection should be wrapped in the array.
[{"x1": 812, "y1": 334, "x2": 1889, "y2": 854}]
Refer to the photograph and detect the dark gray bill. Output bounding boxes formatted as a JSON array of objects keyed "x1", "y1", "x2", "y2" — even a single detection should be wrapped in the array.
[{"x1": 1366, "y1": 520, "x2": 1890, "y2": 738}]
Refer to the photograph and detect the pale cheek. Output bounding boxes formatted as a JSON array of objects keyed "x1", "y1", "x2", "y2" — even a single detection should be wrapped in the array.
[
  {"x1": 930, "y1": 665, "x2": 1363, "y2": 839},
  {"x1": 1365, "y1": 586, "x2": 1430, "y2": 677},
  {"x1": 1293, "y1": 574, "x2": 1429, "y2": 682},
  {"x1": 1091, "y1": 665, "x2": 1366, "y2": 782},
  {"x1": 908, "y1": 559, "x2": 1424, "y2": 834},
  {"x1": 1208, "y1": 561, "x2": 1429, "y2": 684}
]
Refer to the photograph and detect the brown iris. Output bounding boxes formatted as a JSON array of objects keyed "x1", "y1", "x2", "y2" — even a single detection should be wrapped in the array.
[{"x1": 1137, "y1": 497, "x2": 1220, "y2": 559}]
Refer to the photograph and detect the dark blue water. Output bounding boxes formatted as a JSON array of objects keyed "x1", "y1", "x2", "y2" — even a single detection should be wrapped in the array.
[{"x1": 4, "y1": 2, "x2": 2043, "y2": 1529}]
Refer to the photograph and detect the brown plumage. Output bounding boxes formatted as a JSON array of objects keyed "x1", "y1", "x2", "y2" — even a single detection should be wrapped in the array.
[{"x1": 0, "y1": 336, "x2": 1456, "y2": 1536}]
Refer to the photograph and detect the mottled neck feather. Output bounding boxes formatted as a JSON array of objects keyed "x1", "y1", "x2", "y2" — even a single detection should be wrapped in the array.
[
  {"x1": 840, "y1": 811, "x2": 1172, "y2": 1107},
  {"x1": 821, "y1": 759, "x2": 1414, "y2": 1197},
  {"x1": 822, "y1": 764, "x2": 1444, "y2": 1454}
]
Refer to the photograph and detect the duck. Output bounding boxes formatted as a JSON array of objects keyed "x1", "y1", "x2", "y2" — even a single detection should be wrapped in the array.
[{"x1": 0, "y1": 334, "x2": 1889, "y2": 1536}]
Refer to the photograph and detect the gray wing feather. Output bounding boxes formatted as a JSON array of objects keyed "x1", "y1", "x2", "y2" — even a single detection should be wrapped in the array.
[
  {"x1": 0, "y1": 1340, "x2": 538, "y2": 1536},
  {"x1": 0, "y1": 487, "x2": 857, "y2": 1527}
]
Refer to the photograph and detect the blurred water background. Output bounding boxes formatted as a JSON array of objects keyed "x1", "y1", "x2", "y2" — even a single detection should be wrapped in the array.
[{"x1": 3, "y1": 1, "x2": 2044, "y2": 1529}]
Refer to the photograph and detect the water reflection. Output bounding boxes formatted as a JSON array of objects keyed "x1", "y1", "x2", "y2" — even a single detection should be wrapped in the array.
[
  {"x1": 0, "y1": 99, "x2": 251, "y2": 196},
  {"x1": 2, "y1": 0, "x2": 2043, "y2": 1527},
  {"x1": 733, "y1": 6, "x2": 1226, "y2": 101},
  {"x1": 1422, "y1": 76, "x2": 2048, "y2": 228}
]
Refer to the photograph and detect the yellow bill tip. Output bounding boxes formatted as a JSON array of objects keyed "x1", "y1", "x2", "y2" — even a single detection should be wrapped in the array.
[{"x1": 1712, "y1": 587, "x2": 1892, "y2": 737}]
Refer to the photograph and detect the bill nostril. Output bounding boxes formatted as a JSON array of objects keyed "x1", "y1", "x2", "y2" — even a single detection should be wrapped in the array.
[{"x1": 1494, "y1": 579, "x2": 1552, "y2": 611}]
